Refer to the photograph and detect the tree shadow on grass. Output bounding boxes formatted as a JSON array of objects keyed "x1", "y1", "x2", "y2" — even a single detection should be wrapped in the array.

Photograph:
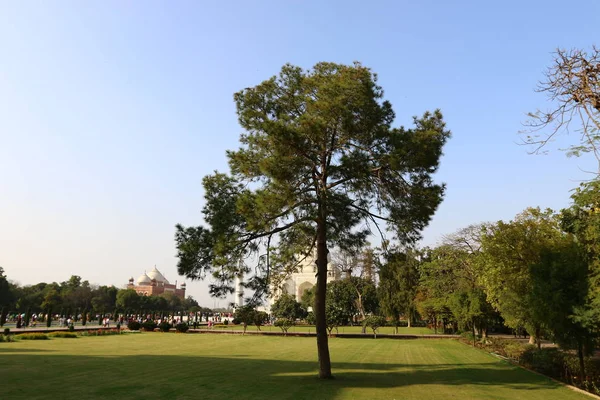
[
  {"x1": 0, "y1": 354, "x2": 582, "y2": 400},
  {"x1": 0, "y1": 347, "x2": 54, "y2": 353}
]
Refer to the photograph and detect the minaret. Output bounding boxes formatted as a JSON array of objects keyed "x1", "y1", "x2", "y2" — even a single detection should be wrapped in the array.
[{"x1": 234, "y1": 272, "x2": 244, "y2": 308}]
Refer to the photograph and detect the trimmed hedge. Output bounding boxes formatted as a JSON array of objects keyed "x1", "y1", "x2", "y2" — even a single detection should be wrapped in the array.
[
  {"x1": 127, "y1": 321, "x2": 141, "y2": 330},
  {"x1": 18, "y1": 333, "x2": 49, "y2": 340},
  {"x1": 159, "y1": 322, "x2": 172, "y2": 332},
  {"x1": 175, "y1": 323, "x2": 189, "y2": 333},
  {"x1": 141, "y1": 321, "x2": 157, "y2": 332},
  {"x1": 48, "y1": 332, "x2": 78, "y2": 338}
]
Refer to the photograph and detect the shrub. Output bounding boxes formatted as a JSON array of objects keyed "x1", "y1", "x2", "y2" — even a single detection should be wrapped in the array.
[
  {"x1": 79, "y1": 329, "x2": 120, "y2": 337},
  {"x1": 520, "y1": 347, "x2": 565, "y2": 378},
  {"x1": 48, "y1": 332, "x2": 78, "y2": 338},
  {"x1": 68, "y1": 325, "x2": 75, "y2": 332},
  {"x1": 504, "y1": 343, "x2": 531, "y2": 361},
  {"x1": 362, "y1": 316, "x2": 387, "y2": 338},
  {"x1": 232, "y1": 317, "x2": 240, "y2": 325},
  {"x1": 175, "y1": 323, "x2": 189, "y2": 333},
  {"x1": 0, "y1": 334, "x2": 14, "y2": 343},
  {"x1": 141, "y1": 321, "x2": 157, "y2": 332},
  {"x1": 127, "y1": 321, "x2": 141, "y2": 330},
  {"x1": 18, "y1": 333, "x2": 49, "y2": 340},
  {"x1": 159, "y1": 322, "x2": 172, "y2": 332},
  {"x1": 274, "y1": 318, "x2": 294, "y2": 336},
  {"x1": 3, "y1": 328, "x2": 9, "y2": 335},
  {"x1": 224, "y1": 319, "x2": 229, "y2": 325}
]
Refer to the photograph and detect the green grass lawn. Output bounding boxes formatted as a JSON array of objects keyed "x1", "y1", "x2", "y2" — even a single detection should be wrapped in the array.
[
  {"x1": 210, "y1": 324, "x2": 436, "y2": 335},
  {"x1": 0, "y1": 333, "x2": 588, "y2": 400}
]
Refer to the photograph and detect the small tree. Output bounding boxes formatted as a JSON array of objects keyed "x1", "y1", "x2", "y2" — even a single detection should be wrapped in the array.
[
  {"x1": 46, "y1": 308, "x2": 52, "y2": 328},
  {"x1": 253, "y1": 311, "x2": 268, "y2": 331},
  {"x1": 81, "y1": 308, "x2": 87, "y2": 326},
  {"x1": 24, "y1": 307, "x2": 31, "y2": 327},
  {"x1": 325, "y1": 299, "x2": 347, "y2": 337},
  {"x1": 362, "y1": 316, "x2": 387, "y2": 338},
  {"x1": 274, "y1": 318, "x2": 294, "y2": 336},
  {"x1": 234, "y1": 305, "x2": 256, "y2": 334},
  {"x1": 271, "y1": 294, "x2": 306, "y2": 321}
]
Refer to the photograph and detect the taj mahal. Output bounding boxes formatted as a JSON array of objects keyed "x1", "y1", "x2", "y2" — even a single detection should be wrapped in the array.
[{"x1": 236, "y1": 255, "x2": 341, "y2": 311}]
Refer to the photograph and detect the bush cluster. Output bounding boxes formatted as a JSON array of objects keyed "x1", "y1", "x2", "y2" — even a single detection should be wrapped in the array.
[
  {"x1": 460, "y1": 335, "x2": 600, "y2": 395},
  {"x1": 142, "y1": 321, "x2": 158, "y2": 332},
  {"x1": 48, "y1": 332, "x2": 78, "y2": 338},
  {"x1": 79, "y1": 329, "x2": 120, "y2": 337},
  {"x1": 127, "y1": 321, "x2": 141, "y2": 330},
  {"x1": 18, "y1": 333, "x2": 49, "y2": 340},
  {"x1": 0, "y1": 334, "x2": 15, "y2": 342},
  {"x1": 175, "y1": 323, "x2": 189, "y2": 333},
  {"x1": 158, "y1": 322, "x2": 172, "y2": 332}
]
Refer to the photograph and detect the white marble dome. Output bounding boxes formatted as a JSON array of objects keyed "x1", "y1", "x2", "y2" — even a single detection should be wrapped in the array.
[
  {"x1": 136, "y1": 273, "x2": 151, "y2": 285},
  {"x1": 147, "y1": 266, "x2": 169, "y2": 284}
]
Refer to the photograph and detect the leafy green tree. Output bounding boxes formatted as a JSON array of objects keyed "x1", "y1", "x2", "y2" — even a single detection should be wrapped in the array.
[
  {"x1": 41, "y1": 289, "x2": 62, "y2": 311},
  {"x1": 325, "y1": 280, "x2": 356, "y2": 326},
  {"x1": 561, "y1": 180, "x2": 600, "y2": 326},
  {"x1": 274, "y1": 318, "x2": 294, "y2": 336},
  {"x1": 362, "y1": 315, "x2": 387, "y2": 338},
  {"x1": 90, "y1": 285, "x2": 118, "y2": 313},
  {"x1": 159, "y1": 292, "x2": 183, "y2": 311},
  {"x1": 528, "y1": 241, "x2": 592, "y2": 378},
  {"x1": 175, "y1": 62, "x2": 450, "y2": 378},
  {"x1": 234, "y1": 305, "x2": 256, "y2": 334},
  {"x1": 0, "y1": 267, "x2": 15, "y2": 310},
  {"x1": 415, "y1": 249, "x2": 453, "y2": 334},
  {"x1": 271, "y1": 293, "x2": 307, "y2": 321},
  {"x1": 253, "y1": 311, "x2": 268, "y2": 331},
  {"x1": 182, "y1": 296, "x2": 199, "y2": 310},
  {"x1": 332, "y1": 248, "x2": 379, "y2": 326},
  {"x1": 378, "y1": 249, "x2": 420, "y2": 331},
  {"x1": 478, "y1": 208, "x2": 567, "y2": 346},
  {"x1": 115, "y1": 289, "x2": 141, "y2": 311},
  {"x1": 15, "y1": 283, "x2": 48, "y2": 312}
]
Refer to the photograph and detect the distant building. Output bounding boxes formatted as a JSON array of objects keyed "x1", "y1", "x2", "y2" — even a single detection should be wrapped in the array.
[
  {"x1": 127, "y1": 266, "x2": 186, "y2": 299},
  {"x1": 259, "y1": 255, "x2": 341, "y2": 312}
]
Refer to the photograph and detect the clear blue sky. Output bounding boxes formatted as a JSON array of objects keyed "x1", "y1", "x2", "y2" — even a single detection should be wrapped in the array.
[{"x1": 1, "y1": 1, "x2": 598, "y2": 306}]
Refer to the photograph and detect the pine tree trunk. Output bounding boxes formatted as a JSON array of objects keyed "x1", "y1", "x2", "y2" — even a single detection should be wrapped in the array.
[
  {"x1": 314, "y1": 219, "x2": 332, "y2": 379},
  {"x1": 407, "y1": 318, "x2": 411, "y2": 328}
]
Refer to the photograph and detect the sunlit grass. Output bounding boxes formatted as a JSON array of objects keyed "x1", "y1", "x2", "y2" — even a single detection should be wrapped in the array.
[
  {"x1": 0, "y1": 333, "x2": 587, "y2": 399},
  {"x1": 207, "y1": 324, "x2": 436, "y2": 335}
]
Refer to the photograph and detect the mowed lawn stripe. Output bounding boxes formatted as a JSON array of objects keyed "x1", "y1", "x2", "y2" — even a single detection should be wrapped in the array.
[{"x1": 0, "y1": 334, "x2": 590, "y2": 400}]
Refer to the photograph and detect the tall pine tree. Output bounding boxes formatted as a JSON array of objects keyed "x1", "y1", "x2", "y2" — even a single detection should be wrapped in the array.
[{"x1": 175, "y1": 62, "x2": 450, "y2": 378}]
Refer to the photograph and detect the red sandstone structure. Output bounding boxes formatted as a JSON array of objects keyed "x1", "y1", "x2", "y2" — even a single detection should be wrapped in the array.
[{"x1": 127, "y1": 266, "x2": 186, "y2": 298}]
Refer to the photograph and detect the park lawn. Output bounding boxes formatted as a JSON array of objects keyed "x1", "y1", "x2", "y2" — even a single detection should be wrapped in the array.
[
  {"x1": 210, "y1": 324, "x2": 436, "y2": 335},
  {"x1": 0, "y1": 333, "x2": 589, "y2": 400}
]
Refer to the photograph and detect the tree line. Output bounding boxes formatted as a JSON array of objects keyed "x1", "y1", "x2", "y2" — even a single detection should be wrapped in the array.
[
  {"x1": 240, "y1": 180, "x2": 599, "y2": 379},
  {"x1": 0, "y1": 272, "x2": 205, "y2": 325}
]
